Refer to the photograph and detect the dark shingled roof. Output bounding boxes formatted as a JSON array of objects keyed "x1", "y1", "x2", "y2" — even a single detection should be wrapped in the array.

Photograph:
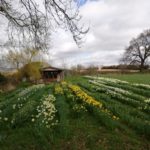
[{"x1": 41, "y1": 66, "x2": 63, "y2": 71}]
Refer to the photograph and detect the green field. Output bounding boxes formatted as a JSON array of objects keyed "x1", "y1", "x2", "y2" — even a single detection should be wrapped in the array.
[
  {"x1": 66, "y1": 73, "x2": 150, "y2": 84},
  {"x1": 100, "y1": 73, "x2": 150, "y2": 84},
  {"x1": 0, "y1": 74, "x2": 150, "y2": 150}
]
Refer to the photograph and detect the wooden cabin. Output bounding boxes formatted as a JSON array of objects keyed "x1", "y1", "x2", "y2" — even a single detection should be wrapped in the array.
[{"x1": 41, "y1": 66, "x2": 64, "y2": 83}]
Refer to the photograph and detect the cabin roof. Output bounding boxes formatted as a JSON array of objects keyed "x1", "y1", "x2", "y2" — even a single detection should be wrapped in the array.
[{"x1": 41, "y1": 66, "x2": 63, "y2": 72}]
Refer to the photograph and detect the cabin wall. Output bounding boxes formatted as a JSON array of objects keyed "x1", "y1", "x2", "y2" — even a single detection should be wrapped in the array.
[
  {"x1": 41, "y1": 70, "x2": 64, "y2": 83},
  {"x1": 57, "y1": 71, "x2": 64, "y2": 82}
]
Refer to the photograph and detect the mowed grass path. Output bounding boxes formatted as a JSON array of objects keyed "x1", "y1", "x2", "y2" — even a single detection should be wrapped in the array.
[{"x1": 0, "y1": 74, "x2": 150, "y2": 150}]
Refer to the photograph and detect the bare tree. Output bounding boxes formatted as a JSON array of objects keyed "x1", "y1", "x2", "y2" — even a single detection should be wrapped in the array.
[
  {"x1": 122, "y1": 29, "x2": 150, "y2": 71},
  {"x1": 4, "y1": 49, "x2": 23, "y2": 69},
  {"x1": 3, "y1": 47, "x2": 42, "y2": 69},
  {"x1": 0, "y1": 0, "x2": 89, "y2": 50},
  {"x1": 21, "y1": 48, "x2": 39, "y2": 64}
]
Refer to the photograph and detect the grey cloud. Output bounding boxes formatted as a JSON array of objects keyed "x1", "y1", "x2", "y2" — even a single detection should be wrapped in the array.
[
  {"x1": 48, "y1": 0, "x2": 150, "y2": 67},
  {"x1": 1, "y1": 0, "x2": 150, "y2": 68}
]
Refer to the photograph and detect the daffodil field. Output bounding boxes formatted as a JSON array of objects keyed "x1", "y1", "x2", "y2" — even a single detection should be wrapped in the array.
[{"x1": 0, "y1": 76, "x2": 150, "y2": 150}]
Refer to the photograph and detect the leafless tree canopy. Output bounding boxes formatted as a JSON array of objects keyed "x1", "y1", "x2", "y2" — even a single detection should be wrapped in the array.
[
  {"x1": 122, "y1": 29, "x2": 150, "y2": 71},
  {"x1": 2, "y1": 47, "x2": 46, "y2": 70},
  {"x1": 0, "y1": 0, "x2": 89, "y2": 51}
]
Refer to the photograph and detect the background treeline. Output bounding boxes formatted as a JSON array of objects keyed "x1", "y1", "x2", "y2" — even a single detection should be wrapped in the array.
[
  {"x1": 68, "y1": 64, "x2": 150, "y2": 76},
  {"x1": 101, "y1": 65, "x2": 149, "y2": 70}
]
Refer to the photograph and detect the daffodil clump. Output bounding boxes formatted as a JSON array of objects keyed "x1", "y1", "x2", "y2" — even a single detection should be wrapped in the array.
[
  {"x1": 54, "y1": 85, "x2": 64, "y2": 95},
  {"x1": 61, "y1": 81, "x2": 67, "y2": 86},
  {"x1": 68, "y1": 84, "x2": 119, "y2": 120},
  {"x1": 0, "y1": 109, "x2": 8, "y2": 122},
  {"x1": 72, "y1": 104, "x2": 87, "y2": 113},
  {"x1": 0, "y1": 96, "x2": 30, "y2": 125},
  {"x1": 18, "y1": 84, "x2": 45, "y2": 97},
  {"x1": 69, "y1": 84, "x2": 102, "y2": 108},
  {"x1": 89, "y1": 80, "x2": 131, "y2": 95},
  {"x1": 134, "y1": 83, "x2": 150, "y2": 90},
  {"x1": 11, "y1": 100, "x2": 37, "y2": 126},
  {"x1": 144, "y1": 99, "x2": 150, "y2": 104},
  {"x1": 12, "y1": 96, "x2": 31, "y2": 110},
  {"x1": 85, "y1": 76, "x2": 128, "y2": 84},
  {"x1": 35, "y1": 94, "x2": 58, "y2": 128}
]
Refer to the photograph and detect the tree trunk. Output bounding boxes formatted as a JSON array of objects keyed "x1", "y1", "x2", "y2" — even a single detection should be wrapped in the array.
[{"x1": 140, "y1": 60, "x2": 145, "y2": 72}]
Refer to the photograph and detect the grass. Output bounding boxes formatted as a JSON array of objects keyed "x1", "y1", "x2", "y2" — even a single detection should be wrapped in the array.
[
  {"x1": 66, "y1": 73, "x2": 150, "y2": 84},
  {"x1": 100, "y1": 73, "x2": 150, "y2": 84},
  {"x1": 0, "y1": 74, "x2": 150, "y2": 150}
]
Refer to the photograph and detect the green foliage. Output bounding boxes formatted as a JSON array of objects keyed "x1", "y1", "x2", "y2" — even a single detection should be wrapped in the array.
[
  {"x1": 54, "y1": 94, "x2": 70, "y2": 138},
  {"x1": 12, "y1": 100, "x2": 37, "y2": 127},
  {"x1": 19, "y1": 62, "x2": 44, "y2": 81},
  {"x1": 79, "y1": 77, "x2": 150, "y2": 138},
  {"x1": 0, "y1": 75, "x2": 150, "y2": 150}
]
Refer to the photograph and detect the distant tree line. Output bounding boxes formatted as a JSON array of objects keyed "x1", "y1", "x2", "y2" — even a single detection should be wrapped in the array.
[{"x1": 101, "y1": 65, "x2": 149, "y2": 70}]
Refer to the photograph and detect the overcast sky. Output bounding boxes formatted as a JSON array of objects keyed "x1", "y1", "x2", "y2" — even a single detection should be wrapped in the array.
[
  {"x1": 48, "y1": 0, "x2": 150, "y2": 68},
  {"x1": 1, "y1": 0, "x2": 150, "y2": 68}
]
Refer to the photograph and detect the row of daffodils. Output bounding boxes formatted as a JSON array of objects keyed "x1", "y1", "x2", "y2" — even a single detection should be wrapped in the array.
[
  {"x1": 34, "y1": 94, "x2": 58, "y2": 128},
  {"x1": 80, "y1": 76, "x2": 150, "y2": 138},
  {"x1": 68, "y1": 84, "x2": 119, "y2": 120},
  {"x1": 87, "y1": 77, "x2": 150, "y2": 113},
  {"x1": 54, "y1": 82, "x2": 119, "y2": 121},
  {"x1": 0, "y1": 84, "x2": 58, "y2": 129},
  {"x1": 18, "y1": 84, "x2": 45, "y2": 96}
]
